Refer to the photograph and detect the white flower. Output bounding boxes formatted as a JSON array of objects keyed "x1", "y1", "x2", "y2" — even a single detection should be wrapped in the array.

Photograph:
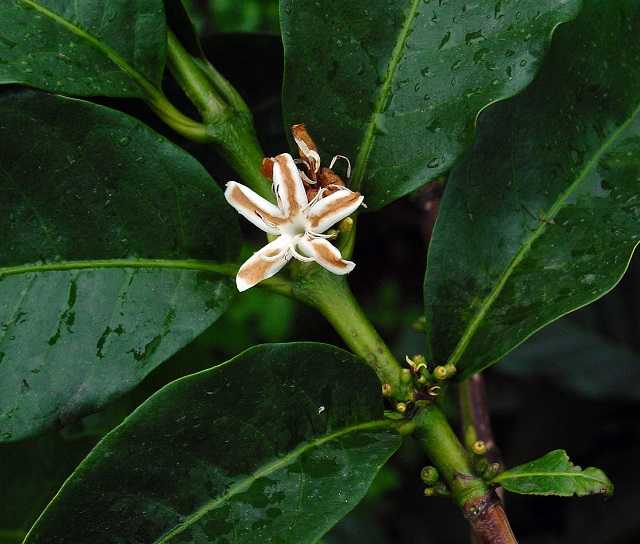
[{"x1": 225, "y1": 153, "x2": 364, "y2": 292}]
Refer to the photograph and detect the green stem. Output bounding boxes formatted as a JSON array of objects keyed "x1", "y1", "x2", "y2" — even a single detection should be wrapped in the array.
[
  {"x1": 164, "y1": 31, "x2": 274, "y2": 202},
  {"x1": 211, "y1": 120, "x2": 274, "y2": 202},
  {"x1": 291, "y1": 268, "x2": 517, "y2": 541},
  {"x1": 146, "y1": 98, "x2": 209, "y2": 142},
  {"x1": 459, "y1": 379, "x2": 481, "y2": 450},
  {"x1": 414, "y1": 405, "x2": 517, "y2": 543},
  {"x1": 414, "y1": 404, "x2": 487, "y2": 507},
  {"x1": 166, "y1": 31, "x2": 227, "y2": 122},
  {"x1": 413, "y1": 404, "x2": 517, "y2": 544},
  {"x1": 293, "y1": 271, "x2": 411, "y2": 401}
]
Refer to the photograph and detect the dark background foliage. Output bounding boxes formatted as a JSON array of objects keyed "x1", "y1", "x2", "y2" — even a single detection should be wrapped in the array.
[{"x1": 2, "y1": 2, "x2": 639, "y2": 543}]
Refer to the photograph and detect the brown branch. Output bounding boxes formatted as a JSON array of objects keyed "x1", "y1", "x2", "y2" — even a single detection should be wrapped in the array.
[
  {"x1": 461, "y1": 374, "x2": 504, "y2": 469},
  {"x1": 464, "y1": 490, "x2": 517, "y2": 544},
  {"x1": 460, "y1": 374, "x2": 510, "y2": 543}
]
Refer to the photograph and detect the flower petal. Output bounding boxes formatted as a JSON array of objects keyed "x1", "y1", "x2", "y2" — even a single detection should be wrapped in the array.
[
  {"x1": 292, "y1": 124, "x2": 321, "y2": 174},
  {"x1": 225, "y1": 181, "x2": 286, "y2": 234},
  {"x1": 273, "y1": 153, "x2": 308, "y2": 217},
  {"x1": 306, "y1": 190, "x2": 364, "y2": 233},
  {"x1": 298, "y1": 237, "x2": 355, "y2": 275},
  {"x1": 236, "y1": 236, "x2": 292, "y2": 292}
]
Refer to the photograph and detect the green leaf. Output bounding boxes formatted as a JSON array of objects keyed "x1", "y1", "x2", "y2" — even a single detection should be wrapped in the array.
[
  {"x1": 424, "y1": 0, "x2": 640, "y2": 377},
  {"x1": 24, "y1": 343, "x2": 402, "y2": 544},
  {"x1": 0, "y1": 90, "x2": 239, "y2": 442},
  {"x1": 492, "y1": 449, "x2": 613, "y2": 498},
  {"x1": 0, "y1": 0, "x2": 166, "y2": 97},
  {"x1": 281, "y1": 0, "x2": 580, "y2": 209},
  {"x1": 501, "y1": 318, "x2": 640, "y2": 402}
]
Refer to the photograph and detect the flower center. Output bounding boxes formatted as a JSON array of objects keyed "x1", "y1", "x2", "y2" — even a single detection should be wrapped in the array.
[{"x1": 281, "y1": 215, "x2": 307, "y2": 237}]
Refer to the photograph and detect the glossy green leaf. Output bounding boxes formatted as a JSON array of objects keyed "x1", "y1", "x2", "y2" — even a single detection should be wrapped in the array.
[
  {"x1": 24, "y1": 343, "x2": 402, "y2": 544},
  {"x1": 493, "y1": 449, "x2": 613, "y2": 497},
  {"x1": 281, "y1": 0, "x2": 580, "y2": 209},
  {"x1": 424, "y1": 0, "x2": 640, "y2": 377},
  {"x1": 0, "y1": 90, "x2": 239, "y2": 442},
  {"x1": 501, "y1": 318, "x2": 640, "y2": 402},
  {"x1": 0, "y1": 0, "x2": 166, "y2": 97}
]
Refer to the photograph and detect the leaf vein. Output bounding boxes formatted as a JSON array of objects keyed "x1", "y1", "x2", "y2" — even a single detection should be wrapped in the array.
[
  {"x1": 152, "y1": 420, "x2": 394, "y2": 543},
  {"x1": 448, "y1": 99, "x2": 640, "y2": 366},
  {"x1": 351, "y1": 0, "x2": 421, "y2": 190}
]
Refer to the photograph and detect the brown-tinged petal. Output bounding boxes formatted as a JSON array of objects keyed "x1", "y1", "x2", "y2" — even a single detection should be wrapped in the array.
[
  {"x1": 291, "y1": 124, "x2": 321, "y2": 174},
  {"x1": 236, "y1": 236, "x2": 292, "y2": 291},
  {"x1": 225, "y1": 181, "x2": 286, "y2": 234},
  {"x1": 261, "y1": 157, "x2": 275, "y2": 180},
  {"x1": 306, "y1": 190, "x2": 364, "y2": 233},
  {"x1": 273, "y1": 153, "x2": 308, "y2": 217},
  {"x1": 298, "y1": 237, "x2": 355, "y2": 275}
]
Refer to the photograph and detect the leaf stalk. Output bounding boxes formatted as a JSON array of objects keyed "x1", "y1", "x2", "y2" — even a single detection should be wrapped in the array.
[
  {"x1": 163, "y1": 30, "x2": 274, "y2": 202},
  {"x1": 292, "y1": 270, "x2": 411, "y2": 402}
]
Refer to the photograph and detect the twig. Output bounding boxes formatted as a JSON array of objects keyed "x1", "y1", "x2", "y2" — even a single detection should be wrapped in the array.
[{"x1": 459, "y1": 374, "x2": 505, "y2": 501}]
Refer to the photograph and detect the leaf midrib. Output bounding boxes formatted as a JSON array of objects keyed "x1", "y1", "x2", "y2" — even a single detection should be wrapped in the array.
[
  {"x1": 153, "y1": 419, "x2": 395, "y2": 543},
  {"x1": 351, "y1": 0, "x2": 420, "y2": 190},
  {"x1": 448, "y1": 99, "x2": 640, "y2": 368},
  {"x1": 495, "y1": 471, "x2": 607, "y2": 484},
  {"x1": 0, "y1": 258, "x2": 237, "y2": 278},
  {"x1": 18, "y1": 0, "x2": 160, "y2": 98}
]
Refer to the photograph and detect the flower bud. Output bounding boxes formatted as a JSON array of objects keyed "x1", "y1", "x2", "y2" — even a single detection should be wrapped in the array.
[
  {"x1": 412, "y1": 316, "x2": 427, "y2": 332},
  {"x1": 420, "y1": 466, "x2": 439, "y2": 485},
  {"x1": 444, "y1": 363, "x2": 457, "y2": 377},
  {"x1": 433, "y1": 365, "x2": 448, "y2": 381},
  {"x1": 338, "y1": 217, "x2": 354, "y2": 234},
  {"x1": 412, "y1": 354, "x2": 427, "y2": 368},
  {"x1": 400, "y1": 368, "x2": 413, "y2": 384},
  {"x1": 472, "y1": 440, "x2": 487, "y2": 455}
]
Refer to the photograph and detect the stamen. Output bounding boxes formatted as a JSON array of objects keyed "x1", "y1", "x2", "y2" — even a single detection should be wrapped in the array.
[
  {"x1": 329, "y1": 155, "x2": 352, "y2": 179},
  {"x1": 302, "y1": 187, "x2": 326, "y2": 211},
  {"x1": 254, "y1": 211, "x2": 278, "y2": 229},
  {"x1": 289, "y1": 242, "x2": 316, "y2": 262},
  {"x1": 260, "y1": 248, "x2": 289, "y2": 262},
  {"x1": 306, "y1": 230, "x2": 336, "y2": 239},
  {"x1": 300, "y1": 170, "x2": 317, "y2": 185},
  {"x1": 326, "y1": 183, "x2": 350, "y2": 192}
]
